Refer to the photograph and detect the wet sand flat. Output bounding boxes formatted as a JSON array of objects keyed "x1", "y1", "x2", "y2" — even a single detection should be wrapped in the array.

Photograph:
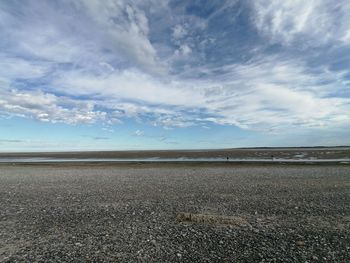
[
  {"x1": 1, "y1": 146, "x2": 350, "y2": 160},
  {"x1": 0, "y1": 164, "x2": 350, "y2": 262}
]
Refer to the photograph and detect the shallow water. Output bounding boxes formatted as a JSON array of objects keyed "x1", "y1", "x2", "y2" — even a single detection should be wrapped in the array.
[{"x1": 0, "y1": 157, "x2": 349, "y2": 163}]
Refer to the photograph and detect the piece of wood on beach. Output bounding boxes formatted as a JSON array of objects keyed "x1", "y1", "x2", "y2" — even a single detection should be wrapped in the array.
[{"x1": 176, "y1": 212, "x2": 249, "y2": 226}]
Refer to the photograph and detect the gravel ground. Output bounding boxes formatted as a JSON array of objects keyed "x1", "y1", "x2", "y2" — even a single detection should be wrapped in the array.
[{"x1": 0, "y1": 164, "x2": 349, "y2": 262}]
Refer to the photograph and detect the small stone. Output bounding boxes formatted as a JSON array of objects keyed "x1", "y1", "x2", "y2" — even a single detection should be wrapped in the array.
[
  {"x1": 296, "y1": 240, "x2": 305, "y2": 246},
  {"x1": 312, "y1": 255, "x2": 318, "y2": 260},
  {"x1": 177, "y1": 253, "x2": 182, "y2": 258}
]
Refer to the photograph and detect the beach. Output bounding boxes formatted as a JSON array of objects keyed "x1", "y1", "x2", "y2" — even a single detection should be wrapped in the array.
[
  {"x1": 1, "y1": 147, "x2": 350, "y2": 160},
  {"x1": 0, "y1": 163, "x2": 349, "y2": 262}
]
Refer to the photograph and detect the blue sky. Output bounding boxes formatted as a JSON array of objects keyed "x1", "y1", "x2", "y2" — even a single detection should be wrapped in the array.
[{"x1": 0, "y1": 0, "x2": 350, "y2": 151}]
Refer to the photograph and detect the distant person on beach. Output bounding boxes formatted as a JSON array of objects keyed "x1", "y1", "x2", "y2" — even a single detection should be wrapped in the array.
[{"x1": 226, "y1": 156, "x2": 229, "y2": 161}]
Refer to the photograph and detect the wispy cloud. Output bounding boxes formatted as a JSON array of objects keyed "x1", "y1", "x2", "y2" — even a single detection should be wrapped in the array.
[
  {"x1": 0, "y1": 0, "x2": 349, "y2": 147},
  {"x1": 134, "y1": 130, "x2": 144, "y2": 136},
  {"x1": 252, "y1": 0, "x2": 350, "y2": 46}
]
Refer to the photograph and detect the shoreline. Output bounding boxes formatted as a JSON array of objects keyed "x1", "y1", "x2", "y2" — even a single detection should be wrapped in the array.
[
  {"x1": 0, "y1": 146, "x2": 349, "y2": 159},
  {"x1": 0, "y1": 161, "x2": 349, "y2": 168},
  {"x1": 0, "y1": 147, "x2": 349, "y2": 166}
]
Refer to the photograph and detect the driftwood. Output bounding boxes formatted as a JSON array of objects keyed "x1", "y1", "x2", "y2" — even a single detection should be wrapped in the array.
[{"x1": 176, "y1": 212, "x2": 248, "y2": 226}]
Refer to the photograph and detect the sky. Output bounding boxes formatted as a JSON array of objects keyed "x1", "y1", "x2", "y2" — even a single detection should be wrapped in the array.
[{"x1": 0, "y1": 0, "x2": 350, "y2": 151}]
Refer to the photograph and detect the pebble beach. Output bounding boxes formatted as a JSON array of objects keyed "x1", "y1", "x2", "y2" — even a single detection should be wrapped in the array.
[{"x1": 0, "y1": 164, "x2": 349, "y2": 262}]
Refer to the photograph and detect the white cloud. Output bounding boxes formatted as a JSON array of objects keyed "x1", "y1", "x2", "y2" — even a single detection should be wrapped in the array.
[
  {"x1": 153, "y1": 116, "x2": 194, "y2": 129},
  {"x1": 79, "y1": 0, "x2": 166, "y2": 74},
  {"x1": 0, "y1": 54, "x2": 49, "y2": 83},
  {"x1": 174, "y1": 44, "x2": 192, "y2": 57},
  {"x1": 52, "y1": 68, "x2": 204, "y2": 107},
  {"x1": 0, "y1": 0, "x2": 166, "y2": 75},
  {"x1": 0, "y1": 89, "x2": 107, "y2": 124},
  {"x1": 0, "y1": 0, "x2": 349, "y2": 135},
  {"x1": 252, "y1": 0, "x2": 350, "y2": 46},
  {"x1": 197, "y1": 57, "x2": 350, "y2": 130},
  {"x1": 2, "y1": 55, "x2": 348, "y2": 131},
  {"x1": 134, "y1": 129, "x2": 144, "y2": 136},
  {"x1": 172, "y1": 24, "x2": 187, "y2": 39}
]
